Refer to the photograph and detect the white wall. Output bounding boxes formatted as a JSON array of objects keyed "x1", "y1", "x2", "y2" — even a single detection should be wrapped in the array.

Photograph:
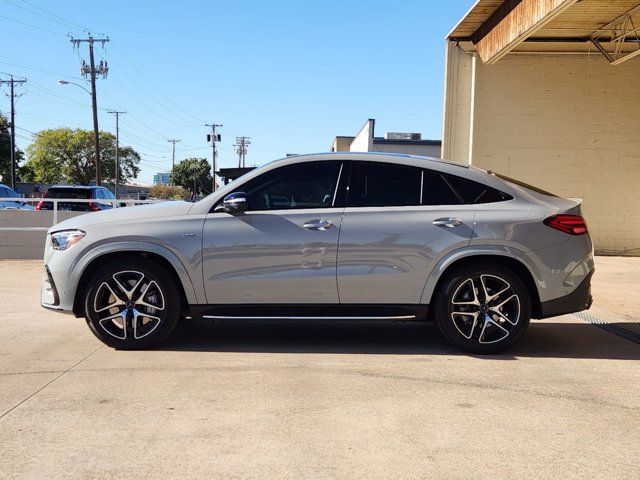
[
  {"x1": 349, "y1": 119, "x2": 374, "y2": 152},
  {"x1": 0, "y1": 211, "x2": 86, "y2": 259},
  {"x1": 443, "y1": 47, "x2": 640, "y2": 255}
]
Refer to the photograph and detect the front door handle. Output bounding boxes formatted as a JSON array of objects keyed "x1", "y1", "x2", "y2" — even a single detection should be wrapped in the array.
[
  {"x1": 303, "y1": 219, "x2": 334, "y2": 231},
  {"x1": 433, "y1": 217, "x2": 462, "y2": 228}
]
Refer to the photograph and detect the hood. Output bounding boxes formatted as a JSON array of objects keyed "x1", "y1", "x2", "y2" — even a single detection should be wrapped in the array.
[{"x1": 48, "y1": 201, "x2": 193, "y2": 234}]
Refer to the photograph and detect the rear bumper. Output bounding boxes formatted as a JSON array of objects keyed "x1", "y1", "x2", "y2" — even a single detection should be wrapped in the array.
[{"x1": 539, "y1": 269, "x2": 594, "y2": 319}]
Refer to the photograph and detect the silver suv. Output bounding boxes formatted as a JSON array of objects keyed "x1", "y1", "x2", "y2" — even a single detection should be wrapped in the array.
[{"x1": 41, "y1": 153, "x2": 594, "y2": 353}]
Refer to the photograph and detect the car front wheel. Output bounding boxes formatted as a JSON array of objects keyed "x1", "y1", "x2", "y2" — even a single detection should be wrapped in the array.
[
  {"x1": 434, "y1": 264, "x2": 531, "y2": 354},
  {"x1": 84, "y1": 258, "x2": 180, "y2": 349}
]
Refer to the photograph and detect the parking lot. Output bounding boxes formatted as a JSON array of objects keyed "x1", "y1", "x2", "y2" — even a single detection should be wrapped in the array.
[{"x1": 1, "y1": 258, "x2": 639, "y2": 479}]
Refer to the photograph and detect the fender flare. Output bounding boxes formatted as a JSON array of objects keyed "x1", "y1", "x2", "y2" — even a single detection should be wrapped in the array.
[
  {"x1": 68, "y1": 241, "x2": 203, "y2": 306},
  {"x1": 419, "y1": 245, "x2": 543, "y2": 305}
]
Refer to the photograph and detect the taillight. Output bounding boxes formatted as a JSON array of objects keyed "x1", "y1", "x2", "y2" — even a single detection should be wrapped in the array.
[
  {"x1": 89, "y1": 202, "x2": 99, "y2": 211},
  {"x1": 544, "y1": 214, "x2": 588, "y2": 235},
  {"x1": 35, "y1": 200, "x2": 43, "y2": 210}
]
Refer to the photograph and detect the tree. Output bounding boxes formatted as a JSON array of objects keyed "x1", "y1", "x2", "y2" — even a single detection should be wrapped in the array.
[
  {"x1": 0, "y1": 113, "x2": 25, "y2": 185},
  {"x1": 24, "y1": 128, "x2": 140, "y2": 185},
  {"x1": 149, "y1": 185, "x2": 189, "y2": 200},
  {"x1": 172, "y1": 157, "x2": 212, "y2": 198}
]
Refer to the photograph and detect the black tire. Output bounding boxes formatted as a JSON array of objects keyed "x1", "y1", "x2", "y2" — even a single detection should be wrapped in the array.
[
  {"x1": 84, "y1": 258, "x2": 180, "y2": 349},
  {"x1": 434, "y1": 263, "x2": 531, "y2": 354}
]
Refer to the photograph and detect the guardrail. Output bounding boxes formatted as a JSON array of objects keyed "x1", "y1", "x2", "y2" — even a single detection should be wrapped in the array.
[{"x1": 0, "y1": 197, "x2": 167, "y2": 231}]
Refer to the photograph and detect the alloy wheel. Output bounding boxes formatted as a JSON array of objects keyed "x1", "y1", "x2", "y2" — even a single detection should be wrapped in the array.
[
  {"x1": 92, "y1": 270, "x2": 166, "y2": 340},
  {"x1": 449, "y1": 274, "x2": 521, "y2": 344}
]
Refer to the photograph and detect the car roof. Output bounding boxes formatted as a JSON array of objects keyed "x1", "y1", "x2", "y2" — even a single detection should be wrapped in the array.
[
  {"x1": 281, "y1": 152, "x2": 470, "y2": 169},
  {"x1": 47, "y1": 185, "x2": 94, "y2": 190}
]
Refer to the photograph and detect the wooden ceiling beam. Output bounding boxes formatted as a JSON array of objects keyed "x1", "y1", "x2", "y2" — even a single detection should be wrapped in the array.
[{"x1": 472, "y1": 0, "x2": 579, "y2": 64}]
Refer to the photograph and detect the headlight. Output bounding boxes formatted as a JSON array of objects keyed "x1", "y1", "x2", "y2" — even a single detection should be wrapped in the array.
[{"x1": 51, "y1": 229, "x2": 86, "y2": 251}]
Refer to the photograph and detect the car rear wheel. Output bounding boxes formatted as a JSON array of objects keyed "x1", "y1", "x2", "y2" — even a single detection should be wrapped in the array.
[
  {"x1": 84, "y1": 258, "x2": 180, "y2": 349},
  {"x1": 434, "y1": 264, "x2": 531, "y2": 354}
]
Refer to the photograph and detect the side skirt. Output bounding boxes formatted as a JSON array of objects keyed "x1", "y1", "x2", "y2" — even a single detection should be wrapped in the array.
[{"x1": 188, "y1": 304, "x2": 429, "y2": 322}]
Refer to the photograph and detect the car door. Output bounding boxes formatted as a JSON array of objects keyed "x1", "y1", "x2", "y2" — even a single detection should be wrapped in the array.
[
  {"x1": 202, "y1": 160, "x2": 348, "y2": 304},
  {"x1": 337, "y1": 161, "x2": 476, "y2": 304}
]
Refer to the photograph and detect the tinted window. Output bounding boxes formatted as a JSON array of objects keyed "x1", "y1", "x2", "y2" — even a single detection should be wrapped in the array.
[
  {"x1": 104, "y1": 189, "x2": 115, "y2": 199},
  {"x1": 240, "y1": 161, "x2": 342, "y2": 211},
  {"x1": 444, "y1": 174, "x2": 512, "y2": 204},
  {"x1": 349, "y1": 162, "x2": 421, "y2": 207},
  {"x1": 45, "y1": 188, "x2": 92, "y2": 199},
  {"x1": 422, "y1": 172, "x2": 462, "y2": 205}
]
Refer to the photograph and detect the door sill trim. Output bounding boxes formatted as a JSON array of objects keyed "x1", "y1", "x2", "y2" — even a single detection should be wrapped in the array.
[{"x1": 202, "y1": 314, "x2": 416, "y2": 321}]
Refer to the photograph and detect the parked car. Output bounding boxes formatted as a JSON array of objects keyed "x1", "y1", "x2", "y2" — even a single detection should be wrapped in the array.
[
  {"x1": 40, "y1": 153, "x2": 594, "y2": 353},
  {"x1": 36, "y1": 185, "x2": 116, "y2": 211},
  {"x1": 0, "y1": 183, "x2": 35, "y2": 210}
]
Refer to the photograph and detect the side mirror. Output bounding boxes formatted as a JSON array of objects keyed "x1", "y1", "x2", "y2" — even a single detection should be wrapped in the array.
[{"x1": 219, "y1": 192, "x2": 247, "y2": 213}]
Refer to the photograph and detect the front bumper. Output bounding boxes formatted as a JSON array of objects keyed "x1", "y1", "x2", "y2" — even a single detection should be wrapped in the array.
[{"x1": 539, "y1": 268, "x2": 594, "y2": 319}]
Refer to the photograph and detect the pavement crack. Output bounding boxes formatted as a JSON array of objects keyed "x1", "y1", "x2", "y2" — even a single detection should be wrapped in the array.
[{"x1": 0, "y1": 345, "x2": 104, "y2": 420}]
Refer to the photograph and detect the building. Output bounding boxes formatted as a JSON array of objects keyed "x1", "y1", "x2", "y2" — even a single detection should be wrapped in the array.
[
  {"x1": 443, "y1": 0, "x2": 640, "y2": 255},
  {"x1": 153, "y1": 172, "x2": 171, "y2": 186},
  {"x1": 332, "y1": 119, "x2": 442, "y2": 157}
]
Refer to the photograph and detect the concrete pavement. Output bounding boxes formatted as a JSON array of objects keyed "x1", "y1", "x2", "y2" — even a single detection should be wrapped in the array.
[{"x1": 0, "y1": 259, "x2": 639, "y2": 479}]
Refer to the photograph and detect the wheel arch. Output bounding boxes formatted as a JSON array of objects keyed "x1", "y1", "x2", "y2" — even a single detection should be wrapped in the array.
[
  {"x1": 422, "y1": 249, "x2": 542, "y2": 319},
  {"x1": 71, "y1": 243, "x2": 199, "y2": 317}
]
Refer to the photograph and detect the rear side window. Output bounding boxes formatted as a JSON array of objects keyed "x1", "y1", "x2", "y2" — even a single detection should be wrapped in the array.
[
  {"x1": 422, "y1": 172, "x2": 461, "y2": 205},
  {"x1": 45, "y1": 188, "x2": 92, "y2": 199},
  {"x1": 349, "y1": 162, "x2": 421, "y2": 207},
  {"x1": 443, "y1": 173, "x2": 512, "y2": 204}
]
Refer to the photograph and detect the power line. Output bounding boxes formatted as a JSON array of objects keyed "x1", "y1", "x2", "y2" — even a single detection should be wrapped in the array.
[
  {"x1": 0, "y1": 13, "x2": 69, "y2": 37},
  {"x1": 1, "y1": 0, "x2": 82, "y2": 32},
  {"x1": 110, "y1": 42, "x2": 205, "y2": 125},
  {"x1": 9, "y1": 0, "x2": 93, "y2": 32}
]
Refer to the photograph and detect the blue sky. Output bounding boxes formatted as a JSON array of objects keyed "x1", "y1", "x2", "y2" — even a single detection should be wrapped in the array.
[{"x1": 0, "y1": 0, "x2": 474, "y2": 184}]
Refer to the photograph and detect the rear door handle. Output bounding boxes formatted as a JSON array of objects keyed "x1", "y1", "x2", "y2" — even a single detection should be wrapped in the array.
[
  {"x1": 433, "y1": 217, "x2": 462, "y2": 228},
  {"x1": 303, "y1": 219, "x2": 334, "y2": 231}
]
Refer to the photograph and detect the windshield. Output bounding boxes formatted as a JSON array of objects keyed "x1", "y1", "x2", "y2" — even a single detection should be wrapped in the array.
[
  {"x1": 44, "y1": 188, "x2": 92, "y2": 199},
  {"x1": 491, "y1": 172, "x2": 559, "y2": 197}
]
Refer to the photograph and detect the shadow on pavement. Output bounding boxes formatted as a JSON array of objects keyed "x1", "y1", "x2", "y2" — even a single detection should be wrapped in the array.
[{"x1": 160, "y1": 319, "x2": 640, "y2": 360}]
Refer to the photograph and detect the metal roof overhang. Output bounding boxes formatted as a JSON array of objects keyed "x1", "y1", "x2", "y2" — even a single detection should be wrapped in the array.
[{"x1": 448, "y1": 0, "x2": 640, "y2": 65}]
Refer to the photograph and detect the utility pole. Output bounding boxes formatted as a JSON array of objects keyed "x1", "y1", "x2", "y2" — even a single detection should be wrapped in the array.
[
  {"x1": 0, "y1": 76, "x2": 26, "y2": 191},
  {"x1": 234, "y1": 136, "x2": 251, "y2": 168},
  {"x1": 206, "y1": 123, "x2": 222, "y2": 192},
  {"x1": 71, "y1": 34, "x2": 109, "y2": 185},
  {"x1": 108, "y1": 110, "x2": 125, "y2": 199},
  {"x1": 167, "y1": 139, "x2": 180, "y2": 186}
]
